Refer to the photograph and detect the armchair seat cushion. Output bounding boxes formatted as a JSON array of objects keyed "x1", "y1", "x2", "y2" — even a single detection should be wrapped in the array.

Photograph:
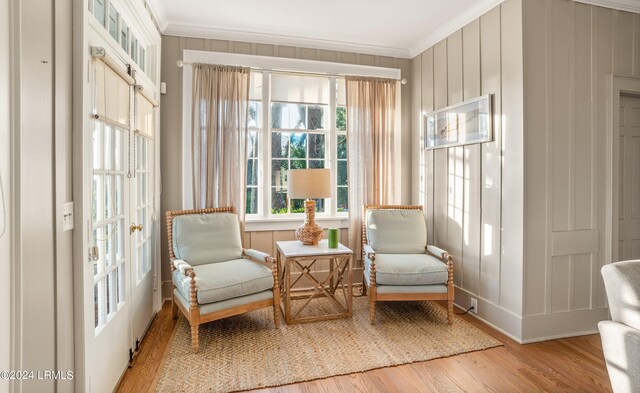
[
  {"x1": 173, "y1": 258, "x2": 274, "y2": 305},
  {"x1": 365, "y1": 253, "x2": 448, "y2": 286}
]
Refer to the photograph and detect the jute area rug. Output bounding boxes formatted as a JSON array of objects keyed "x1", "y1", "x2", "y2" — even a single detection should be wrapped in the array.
[{"x1": 155, "y1": 296, "x2": 501, "y2": 392}]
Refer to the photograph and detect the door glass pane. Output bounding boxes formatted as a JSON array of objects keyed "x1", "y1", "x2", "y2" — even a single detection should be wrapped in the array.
[
  {"x1": 104, "y1": 176, "x2": 112, "y2": 220},
  {"x1": 115, "y1": 220, "x2": 123, "y2": 261},
  {"x1": 106, "y1": 271, "x2": 112, "y2": 315},
  {"x1": 92, "y1": 228, "x2": 100, "y2": 276},
  {"x1": 114, "y1": 128, "x2": 123, "y2": 170},
  {"x1": 97, "y1": 279, "x2": 105, "y2": 326},
  {"x1": 94, "y1": 283, "x2": 100, "y2": 328},
  {"x1": 117, "y1": 264, "x2": 125, "y2": 304},
  {"x1": 110, "y1": 270, "x2": 118, "y2": 314},
  {"x1": 104, "y1": 224, "x2": 113, "y2": 268},
  {"x1": 93, "y1": 123, "x2": 102, "y2": 169},
  {"x1": 115, "y1": 175, "x2": 123, "y2": 215},
  {"x1": 104, "y1": 125, "x2": 112, "y2": 170},
  {"x1": 93, "y1": 175, "x2": 103, "y2": 222}
]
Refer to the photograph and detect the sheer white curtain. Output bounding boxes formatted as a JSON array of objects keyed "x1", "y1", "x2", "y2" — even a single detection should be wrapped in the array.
[
  {"x1": 191, "y1": 63, "x2": 250, "y2": 223},
  {"x1": 346, "y1": 76, "x2": 398, "y2": 260}
]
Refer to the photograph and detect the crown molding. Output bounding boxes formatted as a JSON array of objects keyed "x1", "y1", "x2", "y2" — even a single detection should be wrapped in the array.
[
  {"x1": 147, "y1": 0, "x2": 639, "y2": 63},
  {"x1": 146, "y1": 0, "x2": 169, "y2": 32},
  {"x1": 574, "y1": 0, "x2": 640, "y2": 13},
  {"x1": 408, "y1": 0, "x2": 506, "y2": 58},
  {"x1": 163, "y1": 22, "x2": 412, "y2": 58}
]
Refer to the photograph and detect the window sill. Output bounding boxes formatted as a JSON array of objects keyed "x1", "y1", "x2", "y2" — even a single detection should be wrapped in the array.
[{"x1": 245, "y1": 216, "x2": 349, "y2": 232}]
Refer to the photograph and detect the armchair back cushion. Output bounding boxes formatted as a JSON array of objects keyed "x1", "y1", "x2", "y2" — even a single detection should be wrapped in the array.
[
  {"x1": 601, "y1": 260, "x2": 640, "y2": 331},
  {"x1": 366, "y1": 209, "x2": 427, "y2": 254},
  {"x1": 172, "y1": 212, "x2": 243, "y2": 265}
]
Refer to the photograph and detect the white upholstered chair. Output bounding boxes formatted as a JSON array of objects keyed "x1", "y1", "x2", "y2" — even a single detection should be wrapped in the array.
[
  {"x1": 599, "y1": 260, "x2": 640, "y2": 393},
  {"x1": 166, "y1": 207, "x2": 280, "y2": 353},
  {"x1": 362, "y1": 205, "x2": 454, "y2": 324}
]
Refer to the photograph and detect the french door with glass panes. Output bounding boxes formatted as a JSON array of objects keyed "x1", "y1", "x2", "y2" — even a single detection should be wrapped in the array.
[
  {"x1": 87, "y1": 59, "x2": 156, "y2": 393},
  {"x1": 89, "y1": 118, "x2": 132, "y2": 393},
  {"x1": 130, "y1": 131, "x2": 155, "y2": 347}
]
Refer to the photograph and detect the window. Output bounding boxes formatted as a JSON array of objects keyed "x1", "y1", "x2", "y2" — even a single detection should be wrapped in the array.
[
  {"x1": 246, "y1": 73, "x2": 262, "y2": 215},
  {"x1": 246, "y1": 73, "x2": 348, "y2": 218},
  {"x1": 108, "y1": 4, "x2": 119, "y2": 40},
  {"x1": 94, "y1": 0, "x2": 106, "y2": 27},
  {"x1": 90, "y1": 1, "x2": 151, "y2": 80},
  {"x1": 130, "y1": 36, "x2": 138, "y2": 64},
  {"x1": 139, "y1": 47, "x2": 146, "y2": 73},
  {"x1": 271, "y1": 103, "x2": 328, "y2": 214},
  {"x1": 335, "y1": 78, "x2": 348, "y2": 212},
  {"x1": 120, "y1": 20, "x2": 129, "y2": 53}
]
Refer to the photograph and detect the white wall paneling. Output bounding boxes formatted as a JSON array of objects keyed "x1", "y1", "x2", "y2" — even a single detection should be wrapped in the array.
[
  {"x1": 412, "y1": 0, "x2": 525, "y2": 340},
  {"x1": 0, "y1": 0, "x2": 11, "y2": 391},
  {"x1": 8, "y1": 0, "x2": 76, "y2": 390},
  {"x1": 522, "y1": 0, "x2": 640, "y2": 340}
]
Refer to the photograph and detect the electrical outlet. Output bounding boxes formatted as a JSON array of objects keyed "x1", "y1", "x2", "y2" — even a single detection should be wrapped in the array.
[{"x1": 470, "y1": 298, "x2": 478, "y2": 314}]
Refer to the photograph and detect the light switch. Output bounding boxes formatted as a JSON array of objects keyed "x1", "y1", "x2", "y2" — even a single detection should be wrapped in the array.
[{"x1": 62, "y1": 201, "x2": 74, "y2": 232}]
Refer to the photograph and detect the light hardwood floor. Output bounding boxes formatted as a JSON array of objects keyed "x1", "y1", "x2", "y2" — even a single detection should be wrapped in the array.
[{"x1": 116, "y1": 301, "x2": 612, "y2": 392}]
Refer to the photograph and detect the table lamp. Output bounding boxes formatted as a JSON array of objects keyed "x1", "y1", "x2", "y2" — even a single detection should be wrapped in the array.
[{"x1": 288, "y1": 168, "x2": 331, "y2": 245}]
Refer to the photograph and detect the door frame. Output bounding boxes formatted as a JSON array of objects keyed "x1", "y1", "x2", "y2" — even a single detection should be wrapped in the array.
[
  {"x1": 605, "y1": 75, "x2": 640, "y2": 266},
  {"x1": 72, "y1": 1, "x2": 162, "y2": 391}
]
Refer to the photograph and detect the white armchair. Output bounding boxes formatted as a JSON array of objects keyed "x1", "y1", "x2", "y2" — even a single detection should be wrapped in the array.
[
  {"x1": 362, "y1": 205, "x2": 454, "y2": 324},
  {"x1": 599, "y1": 260, "x2": 640, "y2": 393},
  {"x1": 166, "y1": 207, "x2": 280, "y2": 353}
]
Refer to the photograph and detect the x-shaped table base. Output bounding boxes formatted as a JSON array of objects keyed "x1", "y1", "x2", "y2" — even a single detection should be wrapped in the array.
[{"x1": 278, "y1": 252, "x2": 353, "y2": 324}]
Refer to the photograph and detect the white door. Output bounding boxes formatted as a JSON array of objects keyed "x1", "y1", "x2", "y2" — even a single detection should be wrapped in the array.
[
  {"x1": 618, "y1": 95, "x2": 640, "y2": 261},
  {"x1": 88, "y1": 119, "x2": 131, "y2": 392},
  {"x1": 130, "y1": 132, "x2": 155, "y2": 347}
]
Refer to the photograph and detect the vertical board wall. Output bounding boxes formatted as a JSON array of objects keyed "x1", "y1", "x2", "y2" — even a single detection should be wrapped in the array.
[
  {"x1": 411, "y1": 0, "x2": 525, "y2": 339},
  {"x1": 522, "y1": 0, "x2": 640, "y2": 339},
  {"x1": 0, "y1": 0, "x2": 11, "y2": 391}
]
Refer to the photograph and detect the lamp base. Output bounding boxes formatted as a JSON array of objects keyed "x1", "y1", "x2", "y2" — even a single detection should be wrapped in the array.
[
  {"x1": 295, "y1": 222, "x2": 324, "y2": 245},
  {"x1": 295, "y1": 199, "x2": 324, "y2": 245}
]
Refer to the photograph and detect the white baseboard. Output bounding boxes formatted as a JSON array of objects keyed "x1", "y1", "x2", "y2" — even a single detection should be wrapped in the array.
[
  {"x1": 454, "y1": 287, "x2": 524, "y2": 343},
  {"x1": 521, "y1": 307, "x2": 608, "y2": 343}
]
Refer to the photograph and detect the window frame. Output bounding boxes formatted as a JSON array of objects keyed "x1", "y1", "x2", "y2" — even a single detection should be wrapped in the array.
[
  {"x1": 180, "y1": 50, "x2": 401, "y2": 229},
  {"x1": 245, "y1": 72, "x2": 348, "y2": 221}
]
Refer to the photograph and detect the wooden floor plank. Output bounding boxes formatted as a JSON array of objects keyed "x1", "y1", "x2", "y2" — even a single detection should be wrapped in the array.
[{"x1": 116, "y1": 302, "x2": 612, "y2": 393}]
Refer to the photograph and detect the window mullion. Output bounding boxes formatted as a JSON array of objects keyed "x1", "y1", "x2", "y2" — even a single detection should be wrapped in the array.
[
  {"x1": 262, "y1": 71, "x2": 271, "y2": 219},
  {"x1": 329, "y1": 77, "x2": 337, "y2": 217}
]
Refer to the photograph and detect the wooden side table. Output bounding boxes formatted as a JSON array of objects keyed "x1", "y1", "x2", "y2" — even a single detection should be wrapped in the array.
[{"x1": 276, "y1": 240, "x2": 353, "y2": 324}]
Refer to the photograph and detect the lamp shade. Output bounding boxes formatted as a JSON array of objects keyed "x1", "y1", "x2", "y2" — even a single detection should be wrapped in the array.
[{"x1": 287, "y1": 169, "x2": 331, "y2": 199}]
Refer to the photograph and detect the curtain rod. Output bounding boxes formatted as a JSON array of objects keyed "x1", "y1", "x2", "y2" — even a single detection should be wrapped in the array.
[{"x1": 176, "y1": 60, "x2": 407, "y2": 85}]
